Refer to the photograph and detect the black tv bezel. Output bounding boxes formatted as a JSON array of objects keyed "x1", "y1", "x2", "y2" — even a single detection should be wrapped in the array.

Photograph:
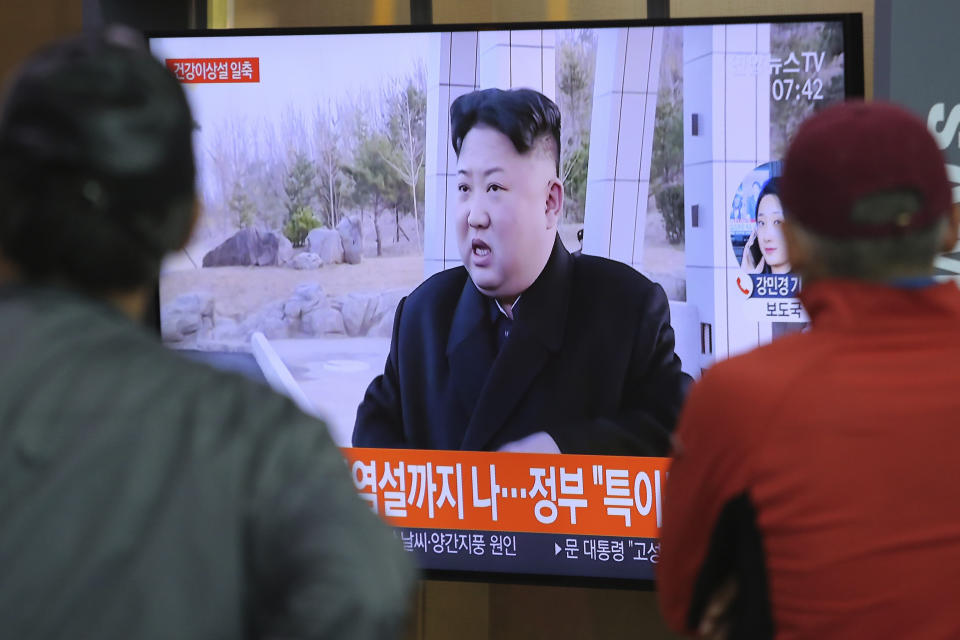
[{"x1": 148, "y1": 12, "x2": 865, "y2": 590}]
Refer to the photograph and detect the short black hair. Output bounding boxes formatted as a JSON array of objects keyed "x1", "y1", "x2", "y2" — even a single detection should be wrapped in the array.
[
  {"x1": 755, "y1": 177, "x2": 780, "y2": 218},
  {"x1": 0, "y1": 27, "x2": 195, "y2": 293},
  {"x1": 450, "y1": 88, "x2": 561, "y2": 177}
]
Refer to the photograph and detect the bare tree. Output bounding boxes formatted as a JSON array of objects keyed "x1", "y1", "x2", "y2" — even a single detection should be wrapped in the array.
[
  {"x1": 312, "y1": 102, "x2": 347, "y2": 229},
  {"x1": 380, "y1": 65, "x2": 427, "y2": 247},
  {"x1": 206, "y1": 117, "x2": 260, "y2": 236},
  {"x1": 556, "y1": 30, "x2": 597, "y2": 223}
]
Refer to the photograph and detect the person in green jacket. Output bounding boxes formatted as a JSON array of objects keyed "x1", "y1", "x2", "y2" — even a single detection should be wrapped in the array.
[{"x1": 0, "y1": 27, "x2": 415, "y2": 639}]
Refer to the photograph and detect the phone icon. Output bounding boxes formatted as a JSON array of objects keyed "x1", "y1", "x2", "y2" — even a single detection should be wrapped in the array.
[{"x1": 737, "y1": 276, "x2": 750, "y2": 296}]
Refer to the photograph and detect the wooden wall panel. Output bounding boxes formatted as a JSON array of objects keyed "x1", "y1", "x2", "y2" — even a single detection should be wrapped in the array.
[
  {"x1": 432, "y1": 0, "x2": 647, "y2": 23},
  {"x1": 227, "y1": 0, "x2": 649, "y2": 28},
  {"x1": 404, "y1": 581, "x2": 683, "y2": 640},
  {"x1": 0, "y1": 0, "x2": 83, "y2": 83},
  {"x1": 231, "y1": 0, "x2": 408, "y2": 28},
  {"x1": 488, "y1": 584, "x2": 680, "y2": 640}
]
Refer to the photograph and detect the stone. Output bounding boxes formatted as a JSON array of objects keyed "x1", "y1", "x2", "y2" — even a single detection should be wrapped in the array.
[
  {"x1": 306, "y1": 228, "x2": 344, "y2": 265},
  {"x1": 337, "y1": 216, "x2": 363, "y2": 265},
  {"x1": 277, "y1": 233, "x2": 294, "y2": 266},
  {"x1": 341, "y1": 292, "x2": 383, "y2": 337},
  {"x1": 374, "y1": 289, "x2": 405, "y2": 322},
  {"x1": 201, "y1": 228, "x2": 288, "y2": 267},
  {"x1": 283, "y1": 299, "x2": 304, "y2": 319},
  {"x1": 161, "y1": 292, "x2": 214, "y2": 342},
  {"x1": 244, "y1": 301, "x2": 290, "y2": 340},
  {"x1": 304, "y1": 307, "x2": 346, "y2": 336},
  {"x1": 369, "y1": 311, "x2": 395, "y2": 337},
  {"x1": 292, "y1": 252, "x2": 323, "y2": 270},
  {"x1": 284, "y1": 283, "x2": 326, "y2": 318},
  {"x1": 293, "y1": 282, "x2": 326, "y2": 304},
  {"x1": 205, "y1": 315, "x2": 248, "y2": 343},
  {"x1": 259, "y1": 317, "x2": 290, "y2": 340}
]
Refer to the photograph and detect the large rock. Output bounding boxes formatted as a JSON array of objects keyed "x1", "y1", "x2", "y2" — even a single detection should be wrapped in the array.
[
  {"x1": 258, "y1": 317, "x2": 290, "y2": 340},
  {"x1": 162, "y1": 292, "x2": 214, "y2": 342},
  {"x1": 283, "y1": 283, "x2": 327, "y2": 318},
  {"x1": 292, "y1": 252, "x2": 323, "y2": 270},
  {"x1": 337, "y1": 216, "x2": 363, "y2": 265},
  {"x1": 341, "y1": 292, "x2": 380, "y2": 336},
  {"x1": 207, "y1": 301, "x2": 292, "y2": 344},
  {"x1": 374, "y1": 289, "x2": 405, "y2": 322},
  {"x1": 277, "y1": 234, "x2": 294, "y2": 266},
  {"x1": 369, "y1": 311, "x2": 395, "y2": 338},
  {"x1": 306, "y1": 228, "x2": 344, "y2": 265},
  {"x1": 202, "y1": 228, "x2": 288, "y2": 267},
  {"x1": 204, "y1": 315, "x2": 248, "y2": 344},
  {"x1": 283, "y1": 283, "x2": 329, "y2": 336},
  {"x1": 303, "y1": 307, "x2": 346, "y2": 336},
  {"x1": 367, "y1": 289, "x2": 404, "y2": 337},
  {"x1": 247, "y1": 300, "x2": 290, "y2": 340}
]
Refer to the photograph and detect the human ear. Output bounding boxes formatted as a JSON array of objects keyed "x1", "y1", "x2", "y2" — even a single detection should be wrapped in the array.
[
  {"x1": 940, "y1": 203, "x2": 960, "y2": 253},
  {"x1": 545, "y1": 178, "x2": 563, "y2": 230}
]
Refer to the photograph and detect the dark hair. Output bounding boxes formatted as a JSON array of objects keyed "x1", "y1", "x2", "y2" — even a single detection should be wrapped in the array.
[
  {"x1": 755, "y1": 177, "x2": 780, "y2": 219},
  {"x1": 0, "y1": 27, "x2": 196, "y2": 293},
  {"x1": 450, "y1": 88, "x2": 561, "y2": 176}
]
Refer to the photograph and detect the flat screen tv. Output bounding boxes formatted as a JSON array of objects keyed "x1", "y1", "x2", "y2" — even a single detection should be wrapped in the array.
[{"x1": 149, "y1": 13, "x2": 864, "y2": 586}]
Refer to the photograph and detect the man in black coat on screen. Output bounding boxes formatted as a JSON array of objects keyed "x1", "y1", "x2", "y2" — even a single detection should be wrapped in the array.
[{"x1": 353, "y1": 88, "x2": 690, "y2": 456}]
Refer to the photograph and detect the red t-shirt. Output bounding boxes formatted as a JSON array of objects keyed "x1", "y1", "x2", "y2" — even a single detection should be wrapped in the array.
[{"x1": 658, "y1": 280, "x2": 960, "y2": 639}]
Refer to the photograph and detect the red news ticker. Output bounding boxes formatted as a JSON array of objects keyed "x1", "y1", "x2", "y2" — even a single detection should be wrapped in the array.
[
  {"x1": 341, "y1": 448, "x2": 671, "y2": 538},
  {"x1": 165, "y1": 57, "x2": 260, "y2": 83}
]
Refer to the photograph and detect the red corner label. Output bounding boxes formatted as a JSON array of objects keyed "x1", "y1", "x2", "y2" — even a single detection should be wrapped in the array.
[{"x1": 165, "y1": 57, "x2": 260, "y2": 83}]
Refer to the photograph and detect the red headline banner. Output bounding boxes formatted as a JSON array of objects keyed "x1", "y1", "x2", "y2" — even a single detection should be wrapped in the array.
[
  {"x1": 342, "y1": 448, "x2": 670, "y2": 538},
  {"x1": 166, "y1": 57, "x2": 260, "y2": 83}
]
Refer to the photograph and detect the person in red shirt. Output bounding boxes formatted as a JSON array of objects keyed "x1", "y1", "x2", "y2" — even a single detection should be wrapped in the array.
[{"x1": 657, "y1": 101, "x2": 960, "y2": 639}]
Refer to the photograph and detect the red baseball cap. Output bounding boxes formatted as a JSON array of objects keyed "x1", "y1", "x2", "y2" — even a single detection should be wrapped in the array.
[{"x1": 780, "y1": 101, "x2": 952, "y2": 239}]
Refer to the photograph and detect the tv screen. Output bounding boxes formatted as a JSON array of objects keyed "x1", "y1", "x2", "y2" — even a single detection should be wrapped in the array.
[{"x1": 149, "y1": 13, "x2": 863, "y2": 584}]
